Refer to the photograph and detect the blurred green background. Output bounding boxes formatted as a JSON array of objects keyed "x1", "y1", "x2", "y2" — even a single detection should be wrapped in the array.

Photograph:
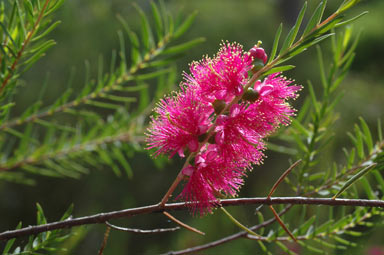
[{"x1": 1, "y1": 0, "x2": 384, "y2": 254}]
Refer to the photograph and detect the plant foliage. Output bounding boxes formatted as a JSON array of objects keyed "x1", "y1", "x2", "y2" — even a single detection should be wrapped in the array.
[{"x1": 1, "y1": 0, "x2": 383, "y2": 254}]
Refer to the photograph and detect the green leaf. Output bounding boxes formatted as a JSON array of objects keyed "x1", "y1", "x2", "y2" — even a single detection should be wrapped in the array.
[
  {"x1": 332, "y1": 164, "x2": 376, "y2": 199},
  {"x1": 281, "y1": 33, "x2": 334, "y2": 64},
  {"x1": 279, "y1": 2, "x2": 307, "y2": 54},
  {"x1": 117, "y1": 15, "x2": 141, "y2": 66},
  {"x1": 268, "y1": 23, "x2": 282, "y2": 63},
  {"x1": 86, "y1": 100, "x2": 120, "y2": 109},
  {"x1": 359, "y1": 117, "x2": 373, "y2": 153},
  {"x1": 335, "y1": 11, "x2": 368, "y2": 28},
  {"x1": 173, "y1": 10, "x2": 198, "y2": 39},
  {"x1": 133, "y1": 3, "x2": 154, "y2": 51},
  {"x1": 44, "y1": 0, "x2": 65, "y2": 16},
  {"x1": 291, "y1": 118, "x2": 310, "y2": 136},
  {"x1": 32, "y1": 20, "x2": 61, "y2": 42},
  {"x1": 297, "y1": 240, "x2": 323, "y2": 254},
  {"x1": 276, "y1": 241, "x2": 297, "y2": 255},
  {"x1": 100, "y1": 93, "x2": 136, "y2": 103},
  {"x1": 307, "y1": 80, "x2": 320, "y2": 115},
  {"x1": 361, "y1": 177, "x2": 376, "y2": 199},
  {"x1": 220, "y1": 207, "x2": 260, "y2": 238},
  {"x1": 161, "y1": 37, "x2": 205, "y2": 55},
  {"x1": 60, "y1": 204, "x2": 74, "y2": 221},
  {"x1": 337, "y1": 0, "x2": 361, "y2": 14},
  {"x1": 316, "y1": 46, "x2": 327, "y2": 88},
  {"x1": 22, "y1": 165, "x2": 62, "y2": 177},
  {"x1": 36, "y1": 203, "x2": 47, "y2": 225},
  {"x1": 314, "y1": 219, "x2": 334, "y2": 236},
  {"x1": 134, "y1": 68, "x2": 172, "y2": 81},
  {"x1": 302, "y1": 0, "x2": 327, "y2": 36},
  {"x1": 333, "y1": 235, "x2": 356, "y2": 247},
  {"x1": 3, "y1": 222, "x2": 22, "y2": 253},
  {"x1": 150, "y1": 1, "x2": 163, "y2": 41},
  {"x1": 112, "y1": 147, "x2": 133, "y2": 178},
  {"x1": 354, "y1": 124, "x2": 365, "y2": 159},
  {"x1": 262, "y1": 65, "x2": 295, "y2": 76},
  {"x1": 299, "y1": 215, "x2": 316, "y2": 235},
  {"x1": 98, "y1": 149, "x2": 121, "y2": 176},
  {"x1": 22, "y1": 40, "x2": 57, "y2": 70}
]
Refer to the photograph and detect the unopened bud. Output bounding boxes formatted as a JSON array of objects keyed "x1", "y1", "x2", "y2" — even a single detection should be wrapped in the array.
[
  {"x1": 242, "y1": 88, "x2": 260, "y2": 103},
  {"x1": 249, "y1": 45, "x2": 268, "y2": 64},
  {"x1": 251, "y1": 59, "x2": 265, "y2": 73},
  {"x1": 212, "y1": 99, "x2": 226, "y2": 115}
]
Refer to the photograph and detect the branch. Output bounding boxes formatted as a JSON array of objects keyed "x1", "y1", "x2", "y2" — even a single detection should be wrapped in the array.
[{"x1": 1, "y1": 197, "x2": 383, "y2": 241}]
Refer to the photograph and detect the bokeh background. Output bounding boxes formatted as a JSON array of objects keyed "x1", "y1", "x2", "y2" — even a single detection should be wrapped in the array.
[{"x1": 1, "y1": 0, "x2": 384, "y2": 254}]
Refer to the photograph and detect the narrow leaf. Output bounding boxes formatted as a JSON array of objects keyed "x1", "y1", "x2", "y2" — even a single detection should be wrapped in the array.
[
  {"x1": 335, "y1": 11, "x2": 368, "y2": 28},
  {"x1": 173, "y1": 10, "x2": 198, "y2": 39},
  {"x1": 332, "y1": 164, "x2": 377, "y2": 199},
  {"x1": 133, "y1": 3, "x2": 154, "y2": 50},
  {"x1": 268, "y1": 23, "x2": 282, "y2": 63},
  {"x1": 359, "y1": 117, "x2": 373, "y2": 153},
  {"x1": 161, "y1": 37, "x2": 205, "y2": 55},
  {"x1": 150, "y1": 1, "x2": 163, "y2": 41},
  {"x1": 280, "y1": 2, "x2": 307, "y2": 54},
  {"x1": 302, "y1": 1, "x2": 327, "y2": 36},
  {"x1": 262, "y1": 65, "x2": 295, "y2": 76}
]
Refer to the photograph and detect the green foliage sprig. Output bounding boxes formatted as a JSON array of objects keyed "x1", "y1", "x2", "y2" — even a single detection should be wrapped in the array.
[
  {"x1": 0, "y1": 0, "x2": 204, "y2": 184},
  {"x1": 1, "y1": 0, "x2": 383, "y2": 254}
]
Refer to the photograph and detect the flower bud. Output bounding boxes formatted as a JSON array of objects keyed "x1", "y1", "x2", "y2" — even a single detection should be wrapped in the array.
[
  {"x1": 212, "y1": 99, "x2": 226, "y2": 115},
  {"x1": 251, "y1": 59, "x2": 265, "y2": 73},
  {"x1": 242, "y1": 88, "x2": 260, "y2": 102},
  {"x1": 249, "y1": 45, "x2": 268, "y2": 64}
]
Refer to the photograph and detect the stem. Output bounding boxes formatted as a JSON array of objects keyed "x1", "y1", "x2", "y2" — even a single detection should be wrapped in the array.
[
  {"x1": 163, "y1": 211, "x2": 205, "y2": 235},
  {"x1": 220, "y1": 207, "x2": 260, "y2": 237},
  {"x1": 1, "y1": 197, "x2": 383, "y2": 241}
]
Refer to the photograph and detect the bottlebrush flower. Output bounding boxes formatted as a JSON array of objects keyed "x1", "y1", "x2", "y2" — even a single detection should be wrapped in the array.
[
  {"x1": 185, "y1": 42, "x2": 253, "y2": 103},
  {"x1": 179, "y1": 146, "x2": 246, "y2": 214},
  {"x1": 253, "y1": 73, "x2": 302, "y2": 126},
  {"x1": 146, "y1": 86, "x2": 213, "y2": 158},
  {"x1": 146, "y1": 42, "x2": 301, "y2": 215}
]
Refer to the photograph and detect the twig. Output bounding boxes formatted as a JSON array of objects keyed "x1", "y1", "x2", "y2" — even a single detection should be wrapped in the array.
[
  {"x1": 98, "y1": 226, "x2": 110, "y2": 255},
  {"x1": 105, "y1": 222, "x2": 180, "y2": 234},
  {"x1": 269, "y1": 205, "x2": 297, "y2": 242},
  {"x1": 268, "y1": 160, "x2": 302, "y2": 198},
  {"x1": 163, "y1": 211, "x2": 205, "y2": 236},
  {"x1": 1, "y1": 197, "x2": 383, "y2": 241},
  {"x1": 267, "y1": 160, "x2": 301, "y2": 242},
  {"x1": 220, "y1": 207, "x2": 260, "y2": 237}
]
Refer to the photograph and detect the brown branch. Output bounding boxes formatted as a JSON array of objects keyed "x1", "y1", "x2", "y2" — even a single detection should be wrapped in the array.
[
  {"x1": 1, "y1": 197, "x2": 383, "y2": 241},
  {"x1": 0, "y1": 0, "x2": 51, "y2": 95}
]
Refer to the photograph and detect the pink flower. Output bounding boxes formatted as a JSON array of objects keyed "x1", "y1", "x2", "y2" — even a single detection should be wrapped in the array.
[
  {"x1": 146, "y1": 86, "x2": 213, "y2": 158},
  {"x1": 146, "y1": 42, "x2": 302, "y2": 215},
  {"x1": 214, "y1": 104, "x2": 268, "y2": 166},
  {"x1": 186, "y1": 42, "x2": 253, "y2": 103},
  {"x1": 253, "y1": 73, "x2": 302, "y2": 126},
  {"x1": 179, "y1": 146, "x2": 245, "y2": 214}
]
